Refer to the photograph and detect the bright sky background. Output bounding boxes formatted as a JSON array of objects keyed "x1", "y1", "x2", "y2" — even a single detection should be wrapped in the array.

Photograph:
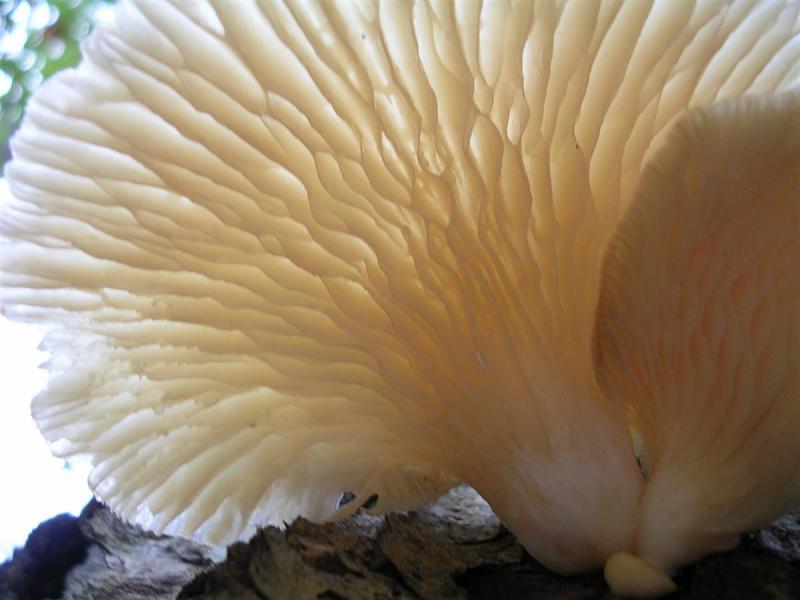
[
  {"x1": 1, "y1": 1, "x2": 117, "y2": 562},
  {"x1": 0, "y1": 179, "x2": 93, "y2": 561}
]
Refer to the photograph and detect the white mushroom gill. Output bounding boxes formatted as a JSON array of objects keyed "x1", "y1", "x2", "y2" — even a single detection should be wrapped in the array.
[{"x1": 0, "y1": 1, "x2": 797, "y2": 597}]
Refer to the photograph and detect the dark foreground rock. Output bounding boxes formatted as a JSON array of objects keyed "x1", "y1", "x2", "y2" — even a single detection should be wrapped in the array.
[{"x1": 1, "y1": 486, "x2": 798, "y2": 600}]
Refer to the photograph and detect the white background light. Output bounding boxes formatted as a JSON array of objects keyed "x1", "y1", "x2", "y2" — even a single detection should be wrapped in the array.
[{"x1": 0, "y1": 179, "x2": 93, "y2": 561}]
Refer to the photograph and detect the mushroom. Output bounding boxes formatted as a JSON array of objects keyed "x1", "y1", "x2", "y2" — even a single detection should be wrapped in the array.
[{"x1": 0, "y1": 1, "x2": 797, "y2": 597}]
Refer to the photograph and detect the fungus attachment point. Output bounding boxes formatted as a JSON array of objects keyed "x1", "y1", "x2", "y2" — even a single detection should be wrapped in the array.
[{"x1": 604, "y1": 552, "x2": 676, "y2": 599}]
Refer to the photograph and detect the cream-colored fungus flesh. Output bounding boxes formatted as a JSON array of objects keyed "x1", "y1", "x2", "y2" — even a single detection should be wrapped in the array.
[
  {"x1": 594, "y1": 93, "x2": 800, "y2": 576},
  {"x1": 0, "y1": 1, "x2": 797, "y2": 596}
]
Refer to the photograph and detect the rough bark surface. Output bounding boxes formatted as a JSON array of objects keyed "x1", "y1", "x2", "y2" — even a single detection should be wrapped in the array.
[{"x1": 2, "y1": 486, "x2": 799, "y2": 600}]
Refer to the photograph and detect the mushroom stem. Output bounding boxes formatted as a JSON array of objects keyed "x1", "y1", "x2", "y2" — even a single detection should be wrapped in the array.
[
  {"x1": 604, "y1": 552, "x2": 677, "y2": 599},
  {"x1": 453, "y1": 370, "x2": 644, "y2": 574}
]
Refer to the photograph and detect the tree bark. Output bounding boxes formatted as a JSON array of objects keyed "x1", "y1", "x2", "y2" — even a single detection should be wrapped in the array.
[{"x1": 1, "y1": 485, "x2": 799, "y2": 600}]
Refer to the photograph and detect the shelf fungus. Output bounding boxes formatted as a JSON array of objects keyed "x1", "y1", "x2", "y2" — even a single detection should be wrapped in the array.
[{"x1": 1, "y1": 1, "x2": 798, "y2": 597}]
